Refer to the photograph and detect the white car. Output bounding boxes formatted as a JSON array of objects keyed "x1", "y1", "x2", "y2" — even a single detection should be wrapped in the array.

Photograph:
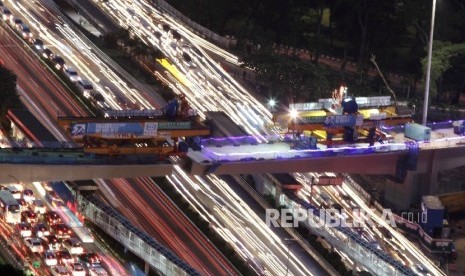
[
  {"x1": 77, "y1": 79, "x2": 94, "y2": 94},
  {"x1": 64, "y1": 66, "x2": 79, "y2": 82},
  {"x1": 16, "y1": 222, "x2": 32, "y2": 238},
  {"x1": 33, "y1": 223, "x2": 50, "y2": 238},
  {"x1": 88, "y1": 266, "x2": 109, "y2": 276},
  {"x1": 30, "y1": 199, "x2": 46, "y2": 214},
  {"x1": 22, "y1": 189, "x2": 35, "y2": 203},
  {"x1": 62, "y1": 238, "x2": 83, "y2": 255},
  {"x1": 44, "y1": 250, "x2": 58, "y2": 266},
  {"x1": 67, "y1": 262, "x2": 86, "y2": 276},
  {"x1": 24, "y1": 238, "x2": 43, "y2": 253},
  {"x1": 51, "y1": 265, "x2": 71, "y2": 276}
]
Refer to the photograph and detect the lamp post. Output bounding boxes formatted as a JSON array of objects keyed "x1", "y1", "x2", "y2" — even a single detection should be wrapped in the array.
[{"x1": 422, "y1": 0, "x2": 437, "y2": 126}]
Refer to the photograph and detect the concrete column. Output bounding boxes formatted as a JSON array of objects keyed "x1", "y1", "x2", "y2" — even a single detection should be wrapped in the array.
[
  {"x1": 384, "y1": 172, "x2": 415, "y2": 210},
  {"x1": 428, "y1": 150, "x2": 439, "y2": 194}
]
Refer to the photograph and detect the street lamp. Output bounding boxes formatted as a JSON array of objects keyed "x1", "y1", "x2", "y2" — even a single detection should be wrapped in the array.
[
  {"x1": 422, "y1": 0, "x2": 437, "y2": 126},
  {"x1": 268, "y1": 99, "x2": 276, "y2": 110}
]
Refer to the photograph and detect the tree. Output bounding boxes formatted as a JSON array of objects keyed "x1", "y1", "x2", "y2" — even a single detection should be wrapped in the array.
[
  {"x1": 0, "y1": 65, "x2": 21, "y2": 127},
  {"x1": 421, "y1": 41, "x2": 465, "y2": 102},
  {"x1": 0, "y1": 264, "x2": 25, "y2": 276}
]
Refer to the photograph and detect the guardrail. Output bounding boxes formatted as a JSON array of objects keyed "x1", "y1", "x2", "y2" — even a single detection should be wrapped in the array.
[
  {"x1": 150, "y1": 0, "x2": 236, "y2": 48},
  {"x1": 78, "y1": 195, "x2": 200, "y2": 276},
  {"x1": 284, "y1": 193, "x2": 417, "y2": 276},
  {"x1": 202, "y1": 141, "x2": 408, "y2": 162}
]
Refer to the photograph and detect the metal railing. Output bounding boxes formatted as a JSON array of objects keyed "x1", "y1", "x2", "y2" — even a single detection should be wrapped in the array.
[
  {"x1": 78, "y1": 195, "x2": 200, "y2": 276},
  {"x1": 284, "y1": 193, "x2": 417, "y2": 276},
  {"x1": 150, "y1": 0, "x2": 236, "y2": 48}
]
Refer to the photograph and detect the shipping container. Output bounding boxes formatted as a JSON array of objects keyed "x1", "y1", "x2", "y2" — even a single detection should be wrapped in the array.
[
  {"x1": 404, "y1": 123, "x2": 431, "y2": 142},
  {"x1": 421, "y1": 196, "x2": 444, "y2": 234}
]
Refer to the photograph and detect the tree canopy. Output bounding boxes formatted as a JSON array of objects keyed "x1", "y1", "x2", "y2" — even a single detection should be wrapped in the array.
[
  {"x1": 167, "y1": 0, "x2": 465, "y2": 104},
  {"x1": 0, "y1": 65, "x2": 21, "y2": 126}
]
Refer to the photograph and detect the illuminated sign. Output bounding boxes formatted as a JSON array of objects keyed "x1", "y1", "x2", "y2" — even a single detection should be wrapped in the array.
[
  {"x1": 157, "y1": 121, "x2": 191, "y2": 129},
  {"x1": 324, "y1": 115, "x2": 357, "y2": 127}
]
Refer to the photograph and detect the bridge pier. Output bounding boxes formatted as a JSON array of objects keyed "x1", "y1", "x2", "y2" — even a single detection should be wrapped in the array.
[{"x1": 384, "y1": 170, "x2": 438, "y2": 210}]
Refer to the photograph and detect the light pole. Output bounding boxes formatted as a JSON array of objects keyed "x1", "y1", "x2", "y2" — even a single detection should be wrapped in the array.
[{"x1": 422, "y1": 0, "x2": 437, "y2": 125}]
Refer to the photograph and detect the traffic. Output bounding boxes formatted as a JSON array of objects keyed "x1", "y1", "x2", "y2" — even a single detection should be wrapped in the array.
[{"x1": 0, "y1": 182, "x2": 124, "y2": 275}]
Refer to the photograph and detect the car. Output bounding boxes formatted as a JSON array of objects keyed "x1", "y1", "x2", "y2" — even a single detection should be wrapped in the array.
[
  {"x1": 77, "y1": 79, "x2": 94, "y2": 94},
  {"x1": 51, "y1": 224, "x2": 72, "y2": 239},
  {"x1": 78, "y1": 252, "x2": 100, "y2": 268},
  {"x1": 62, "y1": 238, "x2": 83, "y2": 255},
  {"x1": 17, "y1": 198, "x2": 29, "y2": 211},
  {"x1": 24, "y1": 237, "x2": 43, "y2": 253},
  {"x1": 51, "y1": 265, "x2": 71, "y2": 276},
  {"x1": 30, "y1": 199, "x2": 46, "y2": 214},
  {"x1": 41, "y1": 234, "x2": 61, "y2": 251},
  {"x1": 44, "y1": 211, "x2": 62, "y2": 225},
  {"x1": 1, "y1": 7, "x2": 12, "y2": 21},
  {"x1": 42, "y1": 48, "x2": 54, "y2": 59},
  {"x1": 9, "y1": 16, "x2": 21, "y2": 27},
  {"x1": 159, "y1": 23, "x2": 170, "y2": 33},
  {"x1": 88, "y1": 266, "x2": 109, "y2": 276},
  {"x1": 52, "y1": 56, "x2": 65, "y2": 70},
  {"x1": 414, "y1": 264, "x2": 431, "y2": 275},
  {"x1": 67, "y1": 262, "x2": 86, "y2": 276},
  {"x1": 22, "y1": 189, "x2": 35, "y2": 203},
  {"x1": 63, "y1": 66, "x2": 79, "y2": 82},
  {"x1": 31, "y1": 38, "x2": 44, "y2": 51},
  {"x1": 46, "y1": 191, "x2": 64, "y2": 206},
  {"x1": 20, "y1": 24, "x2": 32, "y2": 40},
  {"x1": 44, "y1": 250, "x2": 58, "y2": 266},
  {"x1": 56, "y1": 250, "x2": 73, "y2": 265},
  {"x1": 33, "y1": 223, "x2": 50, "y2": 238},
  {"x1": 21, "y1": 210, "x2": 38, "y2": 224},
  {"x1": 16, "y1": 222, "x2": 32, "y2": 238}
]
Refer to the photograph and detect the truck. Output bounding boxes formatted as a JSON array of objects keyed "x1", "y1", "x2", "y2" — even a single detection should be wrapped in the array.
[{"x1": 404, "y1": 123, "x2": 431, "y2": 142}]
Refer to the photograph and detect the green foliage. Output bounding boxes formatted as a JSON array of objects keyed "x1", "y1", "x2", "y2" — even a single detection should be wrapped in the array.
[
  {"x1": 421, "y1": 41, "x2": 465, "y2": 99},
  {"x1": 0, "y1": 264, "x2": 25, "y2": 276},
  {"x1": 167, "y1": 0, "x2": 465, "y2": 106},
  {"x1": 0, "y1": 65, "x2": 21, "y2": 128}
]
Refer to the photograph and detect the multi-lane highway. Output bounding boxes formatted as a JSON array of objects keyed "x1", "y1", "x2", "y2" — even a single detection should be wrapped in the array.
[
  {"x1": 166, "y1": 164, "x2": 324, "y2": 276},
  {"x1": 7, "y1": 0, "x2": 159, "y2": 111},
  {"x1": 89, "y1": 0, "x2": 275, "y2": 139},
  {"x1": 0, "y1": 25, "x2": 86, "y2": 119},
  {"x1": 99, "y1": 177, "x2": 236, "y2": 276},
  {"x1": 75, "y1": 1, "x2": 447, "y2": 274},
  {"x1": 1, "y1": 0, "x2": 449, "y2": 274}
]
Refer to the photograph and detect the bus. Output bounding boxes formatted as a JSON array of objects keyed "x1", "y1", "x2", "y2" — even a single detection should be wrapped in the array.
[{"x1": 0, "y1": 190, "x2": 21, "y2": 224}]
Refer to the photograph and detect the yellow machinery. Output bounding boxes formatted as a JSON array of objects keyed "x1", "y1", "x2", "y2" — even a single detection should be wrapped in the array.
[
  {"x1": 59, "y1": 95, "x2": 210, "y2": 156},
  {"x1": 275, "y1": 95, "x2": 414, "y2": 145}
]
